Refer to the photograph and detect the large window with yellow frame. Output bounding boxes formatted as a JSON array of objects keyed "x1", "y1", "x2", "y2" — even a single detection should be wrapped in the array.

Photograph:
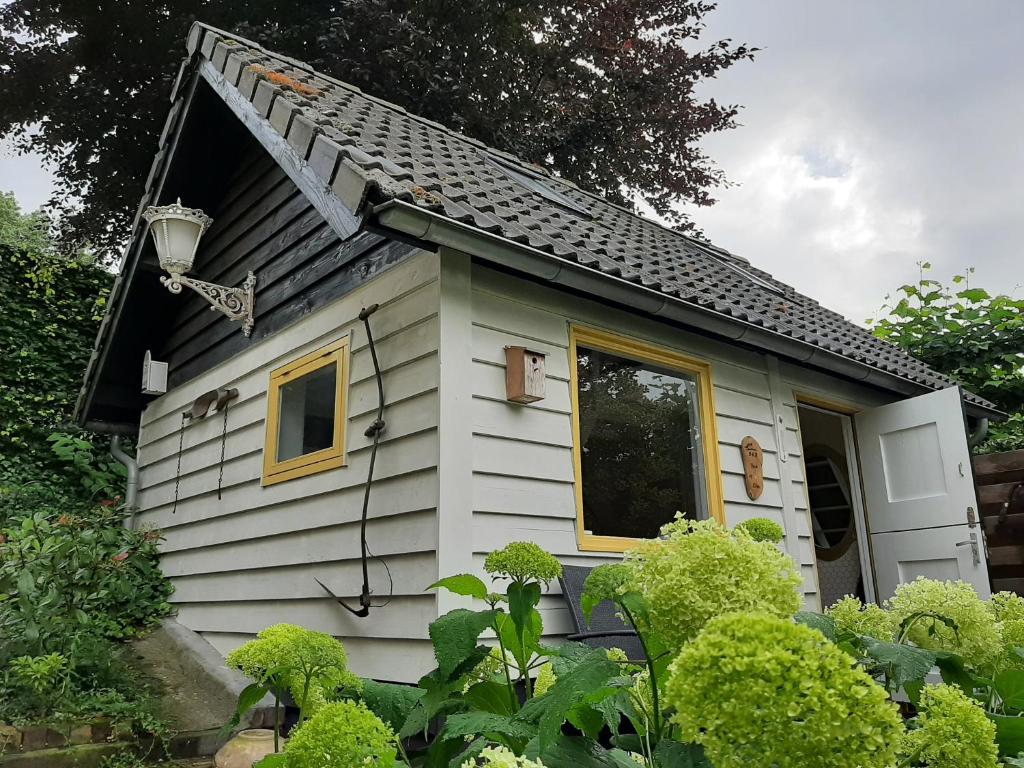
[
  {"x1": 569, "y1": 326, "x2": 724, "y2": 551},
  {"x1": 262, "y1": 337, "x2": 349, "y2": 486}
]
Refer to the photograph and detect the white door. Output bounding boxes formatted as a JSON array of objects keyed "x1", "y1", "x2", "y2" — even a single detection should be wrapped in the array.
[{"x1": 855, "y1": 386, "x2": 990, "y2": 601}]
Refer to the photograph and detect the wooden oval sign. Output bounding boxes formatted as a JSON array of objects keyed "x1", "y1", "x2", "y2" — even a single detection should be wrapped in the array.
[{"x1": 741, "y1": 436, "x2": 765, "y2": 501}]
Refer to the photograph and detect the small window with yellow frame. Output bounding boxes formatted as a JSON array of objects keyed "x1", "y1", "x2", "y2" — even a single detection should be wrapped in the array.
[
  {"x1": 262, "y1": 337, "x2": 349, "y2": 486},
  {"x1": 569, "y1": 325, "x2": 725, "y2": 552}
]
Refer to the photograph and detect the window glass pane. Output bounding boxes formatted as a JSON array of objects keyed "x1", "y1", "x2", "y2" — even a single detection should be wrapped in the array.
[
  {"x1": 277, "y1": 364, "x2": 337, "y2": 462},
  {"x1": 577, "y1": 344, "x2": 707, "y2": 539}
]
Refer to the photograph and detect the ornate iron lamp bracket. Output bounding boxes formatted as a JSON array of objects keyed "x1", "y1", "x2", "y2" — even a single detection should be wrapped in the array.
[{"x1": 160, "y1": 271, "x2": 257, "y2": 337}]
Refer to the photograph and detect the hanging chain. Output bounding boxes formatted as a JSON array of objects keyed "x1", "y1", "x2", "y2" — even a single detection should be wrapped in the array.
[
  {"x1": 172, "y1": 413, "x2": 187, "y2": 514},
  {"x1": 217, "y1": 400, "x2": 230, "y2": 500}
]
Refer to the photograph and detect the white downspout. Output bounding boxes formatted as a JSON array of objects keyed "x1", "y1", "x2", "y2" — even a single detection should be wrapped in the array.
[{"x1": 110, "y1": 435, "x2": 139, "y2": 528}]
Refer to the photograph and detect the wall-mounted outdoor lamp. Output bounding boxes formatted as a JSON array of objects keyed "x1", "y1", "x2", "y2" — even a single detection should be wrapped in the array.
[{"x1": 143, "y1": 199, "x2": 256, "y2": 337}]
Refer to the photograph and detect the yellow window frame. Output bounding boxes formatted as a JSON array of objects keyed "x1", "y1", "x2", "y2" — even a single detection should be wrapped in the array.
[
  {"x1": 262, "y1": 337, "x2": 349, "y2": 486},
  {"x1": 568, "y1": 325, "x2": 725, "y2": 552}
]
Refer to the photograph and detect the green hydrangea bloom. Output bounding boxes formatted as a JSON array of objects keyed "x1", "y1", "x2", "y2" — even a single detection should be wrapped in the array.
[
  {"x1": 887, "y1": 578, "x2": 1001, "y2": 669},
  {"x1": 735, "y1": 517, "x2": 785, "y2": 544},
  {"x1": 1001, "y1": 619, "x2": 1024, "y2": 671},
  {"x1": 484, "y1": 542, "x2": 562, "y2": 584},
  {"x1": 582, "y1": 563, "x2": 631, "y2": 603},
  {"x1": 899, "y1": 684, "x2": 998, "y2": 768},
  {"x1": 226, "y1": 624, "x2": 361, "y2": 716},
  {"x1": 624, "y1": 517, "x2": 802, "y2": 648},
  {"x1": 464, "y1": 646, "x2": 516, "y2": 692},
  {"x1": 461, "y1": 745, "x2": 546, "y2": 767},
  {"x1": 991, "y1": 591, "x2": 1024, "y2": 623},
  {"x1": 826, "y1": 595, "x2": 897, "y2": 641},
  {"x1": 285, "y1": 700, "x2": 395, "y2": 767},
  {"x1": 533, "y1": 662, "x2": 556, "y2": 696},
  {"x1": 664, "y1": 612, "x2": 903, "y2": 768}
]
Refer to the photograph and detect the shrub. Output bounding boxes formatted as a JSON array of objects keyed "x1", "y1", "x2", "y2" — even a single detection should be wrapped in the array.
[
  {"x1": 226, "y1": 624, "x2": 360, "y2": 720},
  {"x1": 887, "y1": 578, "x2": 1001, "y2": 670},
  {"x1": 624, "y1": 517, "x2": 802, "y2": 648},
  {"x1": 484, "y1": 542, "x2": 562, "y2": 585},
  {"x1": 899, "y1": 684, "x2": 999, "y2": 767},
  {"x1": 284, "y1": 700, "x2": 396, "y2": 767},
  {"x1": 735, "y1": 517, "x2": 784, "y2": 543},
  {"x1": 826, "y1": 595, "x2": 897, "y2": 641},
  {"x1": 0, "y1": 486, "x2": 172, "y2": 656},
  {"x1": 664, "y1": 612, "x2": 903, "y2": 768}
]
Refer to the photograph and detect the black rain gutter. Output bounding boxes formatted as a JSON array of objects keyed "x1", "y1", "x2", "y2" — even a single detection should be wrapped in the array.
[{"x1": 371, "y1": 199, "x2": 1001, "y2": 420}]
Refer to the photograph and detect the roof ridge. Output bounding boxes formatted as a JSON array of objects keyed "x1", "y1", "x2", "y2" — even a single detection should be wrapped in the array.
[{"x1": 188, "y1": 22, "x2": 742, "y2": 267}]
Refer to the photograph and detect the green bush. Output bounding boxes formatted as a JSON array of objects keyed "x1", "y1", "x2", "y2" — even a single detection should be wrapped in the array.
[
  {"x1": 0, "y1": 484, "x2": 173, "y2": 655},
  {"x1": 284, "y1": 700, "x2": 396, "y2": 767},
  {"x1": 624, "y1": 517, "x2": 802, "y2": 649},
  {"x1": 665, "y1": 612, "x2": 903, "y2": 768}
]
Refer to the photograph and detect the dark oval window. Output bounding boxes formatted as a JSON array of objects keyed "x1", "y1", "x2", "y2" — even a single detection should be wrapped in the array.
[{"x1": 804, "y1": 447, "x2": 855, "y2": 561}]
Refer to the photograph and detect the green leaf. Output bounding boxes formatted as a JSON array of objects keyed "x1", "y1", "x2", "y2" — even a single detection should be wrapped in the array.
[
  {"x1": 653, "y1": 740, "x2": 711, "y2": 768},
  {"x1": 439, "y1": 711, "x2": 535, "y2": 745},
  {"x1": 428, "y1": 608, "x2": 500, "y2": 679},
  {"x1": 518, "y1": 649, "x2": 620, "y2": 752},
  {"x1": 862, "y1": 638, "x2": 936, "y2": 693},
  {"x1": 463, "y1": 680, "x2": 517, "y2": 716},
  {"x1": 219, "y1": 682, "x2": 270, "y2": 737},
  {"x1": 361, "y1": 679, "x2": 425, "y2": 732},
  {"x1": 426, "y1": 574, "x2": 489, "y2": 601},
  {"x1": 958, "y1": 288, "x2": 991, "y2": 303},
  {"x1": 795, "y1": 611, "x2": 837, "y2": 642},
  {"x1": 990, "y1": 713, "x2": 1024, "y2": 758},
  {"x1": 252, "y1": 754, "x2": 287, "y2": 768},
  {"x1": 996, "y1": 670, "x2": 1024, "y2": 710},
  {"x1": 524, "y1": 733, "x2": 639, "y2": 768}
]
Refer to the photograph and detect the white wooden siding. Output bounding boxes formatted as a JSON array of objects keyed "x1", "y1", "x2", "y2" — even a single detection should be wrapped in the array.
[
  {"x1": 448, "y1": 256, "x2": 896, "y2": 625},
  {"x1": 135, "y1": 251, "x2": 441, "y2": 682}
]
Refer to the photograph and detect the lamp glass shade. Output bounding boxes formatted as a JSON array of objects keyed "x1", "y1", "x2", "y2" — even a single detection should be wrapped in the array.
[{"x1": 142, "y1": 199, "x2": 213, "y2": 277}]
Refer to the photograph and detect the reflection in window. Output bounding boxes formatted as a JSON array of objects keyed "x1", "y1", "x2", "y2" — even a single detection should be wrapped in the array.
[
  {"x1": 576, "y1": 344, "x2": 708, "y2": 540},
  {"x1": 277, "y1": 364, "x2": 338, "y2": 461}
]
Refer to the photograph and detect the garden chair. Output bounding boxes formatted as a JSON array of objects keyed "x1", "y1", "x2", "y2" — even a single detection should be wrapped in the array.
[{"x1": 558, "y1": 564, "x2": 646, "y2": 661}]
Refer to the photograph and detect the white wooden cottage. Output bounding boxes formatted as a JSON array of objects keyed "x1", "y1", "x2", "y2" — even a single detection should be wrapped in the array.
[{"x1": 76, "y1": 23, "x2": 999, "y2": 683}]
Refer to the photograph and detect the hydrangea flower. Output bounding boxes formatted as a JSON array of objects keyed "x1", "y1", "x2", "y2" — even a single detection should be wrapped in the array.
[
  {"x1": 735, "y1": 517, "x2": 785, "y2": 544},
  {"x1": 664, "y1": 612, "x2": 903, "y2": 768},
  {"x1": 991, "y1": 591, "x2": 1024, "y2": 623},
  {"x1": 582, "y1": 563, "x2": 631, "y2": 604},
  {"x1": 624, "y1": 517, "x2": 802, "y2": 648},
  {"x1": 826, "y1": 595, "x2": 897, "y2": 641},
  {"x1": 464, "y1": 646, "x2": 516, "y2": 692},
  {"x1": 887, "y1": 578, "x2": 1002, "y2": 669},
  {"x1": 461, "y1": 745, "x2": 546, "y2": 767},
  {"x1": 533, "y1": 662, "x2": 556, "y2": 696},
  {"x1": 285, "y1": 700, "x2": 396, "y2": 767},
  {"x1": 484, "y1": 542, "x2": 562, "y2": 584},
  {"x1": 899, "y1": 684, "x2": 999, "y2": 767},
  {"x1": 226, "y1": 624, "x2": 361, "y2": 716}
]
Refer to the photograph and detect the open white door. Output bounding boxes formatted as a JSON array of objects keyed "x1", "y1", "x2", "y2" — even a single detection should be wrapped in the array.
[{"x1": 855, "y1": 386, "x2": 990, "y2": 601}]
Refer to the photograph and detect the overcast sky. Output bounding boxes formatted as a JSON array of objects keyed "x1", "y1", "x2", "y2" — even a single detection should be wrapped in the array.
[{"x1": 2, "y1": 2, "x2": 1021, "y2": 324}]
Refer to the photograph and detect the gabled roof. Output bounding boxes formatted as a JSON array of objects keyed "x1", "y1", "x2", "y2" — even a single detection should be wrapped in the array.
[{"x1": 77, "y1": 23, "x2": 999, "y2": 425}]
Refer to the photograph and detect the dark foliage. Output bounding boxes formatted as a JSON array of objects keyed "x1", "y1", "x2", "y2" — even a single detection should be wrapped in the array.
[
  {"x1": 870, "y1": 264, "x2": 1024, "y2": 453},
  {"x1": 0, "y1": 1, "x2": 754, "y2": 259},
  {"x1": 0, "y1": 193, "x2": 115, "y2": 487}
]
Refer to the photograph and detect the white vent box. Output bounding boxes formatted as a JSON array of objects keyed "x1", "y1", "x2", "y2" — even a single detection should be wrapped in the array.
[{"x1": 142, "y1": 350, "x2": 169, "y2": 395}]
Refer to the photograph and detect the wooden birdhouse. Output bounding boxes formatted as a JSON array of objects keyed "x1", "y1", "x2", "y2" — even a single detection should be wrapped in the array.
[{"x1": 505, "y1": 346, "x2": 546, "y2": 404}]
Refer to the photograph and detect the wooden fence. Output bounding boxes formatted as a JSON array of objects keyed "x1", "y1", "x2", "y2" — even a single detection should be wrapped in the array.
[{"x1": 975, "y1": 449, "x2": 1024, "y2": 595}]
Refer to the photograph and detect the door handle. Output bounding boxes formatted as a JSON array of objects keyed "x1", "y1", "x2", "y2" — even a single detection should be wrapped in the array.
[{"x1": 956, "y1": 535, "x2": 982, "y2": 566}]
